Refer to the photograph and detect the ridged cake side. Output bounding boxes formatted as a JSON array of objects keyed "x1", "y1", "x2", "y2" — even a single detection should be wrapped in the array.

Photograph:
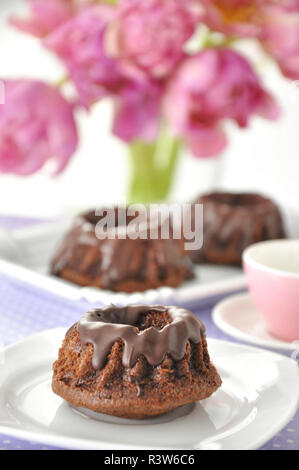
[
  {"x1": 52, "y1": 308, "x2": 222, "y2": 418},
  {"x1": 51, "y1": 211, "x2": 193, "y2": 292},
  {"x1": 191, "y1": 192, "x2": 285, "y2": 265}
]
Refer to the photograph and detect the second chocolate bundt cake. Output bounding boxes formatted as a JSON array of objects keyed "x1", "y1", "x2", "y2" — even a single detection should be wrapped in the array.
[
  {"x1": 51, "y1": 208, "x2": 193, "y2": 292},
  {"x1": 190, "y1": 192, "x2": 285, "y2": 265},
  {"x1": 52, "y1": 304, "x2": 222, "y2": 419}
]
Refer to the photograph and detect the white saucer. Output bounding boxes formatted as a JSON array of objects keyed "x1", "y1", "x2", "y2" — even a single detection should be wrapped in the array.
[
  {"x1": 213, "y1": 293, "x2": 299, "y2": 351},
  {"x1": 0, "y1": 328, "x2": 298, "y2": 450}
]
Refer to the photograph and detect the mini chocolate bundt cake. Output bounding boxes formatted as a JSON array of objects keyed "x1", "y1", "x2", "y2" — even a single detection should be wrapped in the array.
[
  {"x1": 190, "y1": 192, "x2": 285, "y2": 265},
  {"x1": 52, "y1": 304, "x2": 222, "y2": 419},
  {"x1": 51, "y1": 208, "x2": 193, "y2": 292}
]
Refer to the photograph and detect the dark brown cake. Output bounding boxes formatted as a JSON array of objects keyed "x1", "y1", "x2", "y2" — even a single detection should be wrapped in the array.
[
  {"x1": 190, "y1": 192, "x2": 285, "y2": 265},
  {"x1": 51, "y1": 208, "x2": 193, "y2": 292},
  {"x1": 52, "y1": 304, "x2": 222, "y2": 419}
]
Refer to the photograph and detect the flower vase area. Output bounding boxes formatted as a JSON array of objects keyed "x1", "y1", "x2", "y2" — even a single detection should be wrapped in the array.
[
  {"x1": 128, "y1": 128, "x2": 181, "y2": 204},
  {"x1": 0, "y1": 0, "x2": 298, "y2": 453}
]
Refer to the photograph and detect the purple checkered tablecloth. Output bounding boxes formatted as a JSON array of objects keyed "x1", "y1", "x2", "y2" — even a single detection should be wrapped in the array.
[{"x1": 0, "y1": 216, "x2": 297, "y2": 450}]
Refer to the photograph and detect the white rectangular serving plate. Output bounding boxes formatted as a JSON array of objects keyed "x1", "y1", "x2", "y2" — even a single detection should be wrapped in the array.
[
  {"x1": 2, "y1": 203, "x2": 299, "y2": 305},
  {"x1": 0, "y1": 219, "x2": 246, "y2": 305},
  {"x1": 0, "y1": 203, "x2": 298, "y2": 305}
]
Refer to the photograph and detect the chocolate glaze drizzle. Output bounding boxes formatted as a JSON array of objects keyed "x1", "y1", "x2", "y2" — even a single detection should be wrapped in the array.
[
  {"x1": 78, "y1": 304, "x2": 205, "y2": 371},
  {"x1": 190, "y1": 192, "x2": 285, "y2": 264},
  {"x1": 51, "y1": 209, "x2": 192, "y2": 290}
]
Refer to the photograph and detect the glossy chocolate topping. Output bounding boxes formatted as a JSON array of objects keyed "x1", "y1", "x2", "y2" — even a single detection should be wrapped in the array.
[
  {"x1": 51, "y1": 208, "x2": 193, "y2": 291},
  {"x1": 78, "y1": 304, "x2": 205, "y2": 370},
  {"x1": 189, "y1": 192, "x2": 285, "y2": 265},
  {"x1": 198, "y1": 192, "x2": 285, "y2": 245}
]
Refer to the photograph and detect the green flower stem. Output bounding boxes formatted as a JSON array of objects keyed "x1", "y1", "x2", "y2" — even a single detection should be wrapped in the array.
[
  {"x1": 154, "y1": 128, "x2": 181, "y2": 201},
  {"x1": 96, "y1": 0, "x2": 118, "y2": 4},
  {"x1": 128, "y1": 129, "x2": 181, "y2": 204},
  {"x1": 199, "y1": 27, "x2": 237, "y2": 49},
  {"x1": 55, "y1": 75, "x2": 69, "y2": 89},
  {"x1": 128, "y1": 141, "x2": 158, "y2": 204}
]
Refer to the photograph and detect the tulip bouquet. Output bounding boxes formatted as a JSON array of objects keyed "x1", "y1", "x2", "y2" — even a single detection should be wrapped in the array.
[{"x1": 1, "y1": 0, "x2": 298, "y2": 203}]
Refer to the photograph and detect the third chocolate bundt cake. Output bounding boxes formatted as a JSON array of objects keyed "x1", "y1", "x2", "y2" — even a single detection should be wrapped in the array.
[{"x1": 191, "y1": 192, "x2": 285, "y2": 265}]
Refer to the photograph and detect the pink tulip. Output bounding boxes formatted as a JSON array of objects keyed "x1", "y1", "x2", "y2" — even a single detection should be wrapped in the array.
[
  {"x1": 200, "y1": 0, "x2": 266, "y2": 37},
  {"x1": 45, "y1": 6, "x2": 124, "y2": 108},
  {"x1": 0, "y1": 80, "x2": 78, "y2": 175},
  {"x1": 105, "y1": 0, "x2": 202, "y2": 79},
  {"x1": 261, "y1": 1, "x2": 299, "y2": 79},
  {"x1": 164, "y1": 48, "x2": 280, "y2": 158},
  {"x1": 10, "y1": 0, "x2": 88, "y2": 37},
  {"x1": 113, "y1": 80, "x2": 162, "y2": 142},
  {"x1": 46, "y1": 5, "x2": 162, "y2": 141}
]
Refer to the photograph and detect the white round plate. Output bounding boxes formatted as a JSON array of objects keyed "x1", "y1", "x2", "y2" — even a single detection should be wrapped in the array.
[
  {"x1": 213, "y1": 293, "x2": 299, "y2": 351},
  {"x1": 0, "y1": 328, "x2": 298, "y2": 450}
]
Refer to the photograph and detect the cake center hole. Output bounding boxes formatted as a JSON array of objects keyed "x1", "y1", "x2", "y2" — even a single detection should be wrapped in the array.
[
  {"x1": 136, "y1": 310, "x2": 172, "y2": 331},
  {"x1": 96, "y1": 309, "x2": 171, "y2": 330}
]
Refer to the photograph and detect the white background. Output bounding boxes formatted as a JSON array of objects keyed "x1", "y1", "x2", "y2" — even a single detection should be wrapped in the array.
[{"x1": 1, "y1": 0, "x2": 299, "y2": 217}]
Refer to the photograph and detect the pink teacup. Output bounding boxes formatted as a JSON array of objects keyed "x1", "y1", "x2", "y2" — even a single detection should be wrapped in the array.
[{"x1": 243, "y1": 239, "x2": 299, "y2": 342}]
